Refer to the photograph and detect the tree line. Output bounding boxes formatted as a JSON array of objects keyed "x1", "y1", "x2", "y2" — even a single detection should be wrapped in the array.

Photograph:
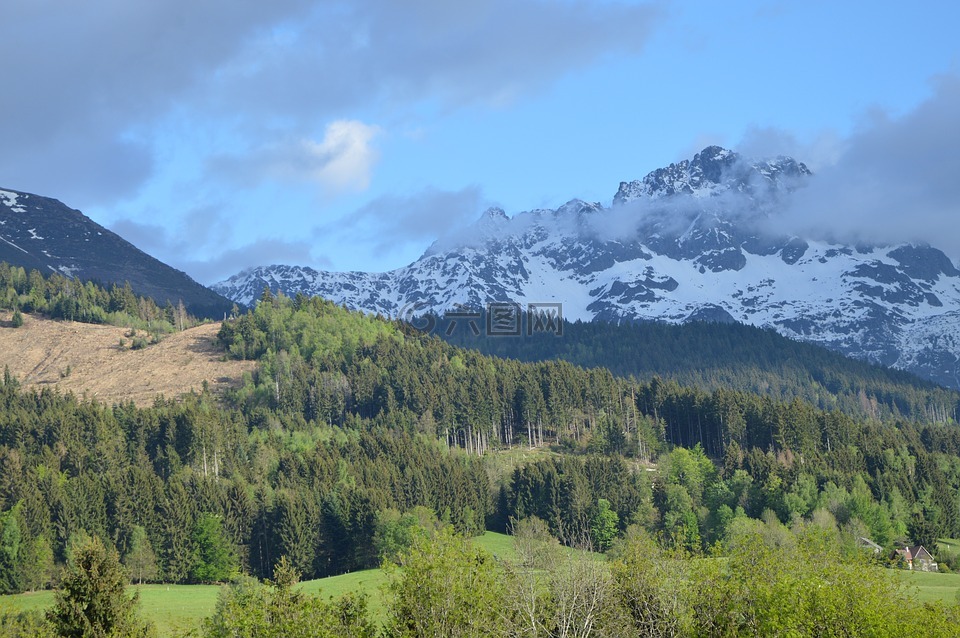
[
  {"x1": 216, "y1": 292, "x2": 960, "y2": 550},
  {"x1": 0, "y1": 377, "x2": 489, "y2": 591},
  {"x1": 10, "y1": 518, "x2": 960, "y2": 637}
]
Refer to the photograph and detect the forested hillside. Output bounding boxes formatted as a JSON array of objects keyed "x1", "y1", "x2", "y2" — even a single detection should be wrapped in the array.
[
  {"x1": 2, "y1": 286, "x2": 960, "y2": 633},
  {"x1": 0, "y1": 262, "x2": 200, "y2": 338},
  {"x1": 441, "y1": 311, "x2": 960, "y2": 423}
]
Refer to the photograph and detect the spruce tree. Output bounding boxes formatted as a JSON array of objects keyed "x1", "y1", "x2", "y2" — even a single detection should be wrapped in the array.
[{"x1": 47, "y1": 536, "x2": 155, "y2": 637}]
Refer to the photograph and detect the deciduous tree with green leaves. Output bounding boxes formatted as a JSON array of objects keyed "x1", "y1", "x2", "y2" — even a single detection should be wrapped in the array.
[
  {"x1": 190, "y1": 513, "x2": 238, "y2": 584},
  {"x1": 123, "y1": 526, "x2": 158, "y2": 585},
  {"x1": 384, "y1": 527, "x2": 507, "y2": 637},
  {"x1": 590, "y1": 498, "x2": 619, "y2": 552}
]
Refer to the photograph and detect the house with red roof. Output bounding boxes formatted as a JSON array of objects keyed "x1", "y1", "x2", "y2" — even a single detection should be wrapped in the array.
[{"x1": 894, "y1": 545, "x2": 938, "y2": 572}]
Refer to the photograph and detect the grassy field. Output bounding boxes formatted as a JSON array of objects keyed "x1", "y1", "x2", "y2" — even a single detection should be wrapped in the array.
[
  {"x1": 0, "y1": 585, "x2": 221, "y2": 637},
  {"x1": 0, "y1": 531, "x2": 517, "y2": 637},
  {"x1": 6, "y1": 531, "x2": 960, "y2": 636},
  {"x1": 939, "y1": 538, "x2": 960, "y2": 552},
  {"x1": 895, "y1": 569, "x2": 960, "y2": 604}
]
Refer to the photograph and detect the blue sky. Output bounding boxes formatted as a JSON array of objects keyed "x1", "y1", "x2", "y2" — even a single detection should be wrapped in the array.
[{"x1": 2, "y1": 1, "x2": 959, "y2": 284}]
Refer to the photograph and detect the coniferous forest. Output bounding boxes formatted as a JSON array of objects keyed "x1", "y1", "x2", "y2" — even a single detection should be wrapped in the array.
[
  {"x1": 440, "y1": 309, "x2": 960, "y2": 423},
  {"x1": 2, "y1": 268, "x2": 960, "y2": 635}
]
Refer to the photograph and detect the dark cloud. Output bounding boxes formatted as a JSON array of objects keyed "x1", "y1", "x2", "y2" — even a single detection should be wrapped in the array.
[
  {"x1": 1, "y1": 1, "x2": 663, "y2": 209},
  {"x1": 213, "y1": 0, "x2": 664, "y2": 116},
  {"x1": 110, "y1": 207, "x2": 324, "y2": 284},
  {"x1": 777, "y1": 74, "x2": 960, "y2": 261},
  {"x1": 181, "y1": 239, "x2": 324, "y2": 285},
  {"x1": 324, "y1": 186, "x2": 487, "y2": 256},
  {"x1": 2, "y1": 135, "x2": 153, "y2": 205},
  {"x1": 0, "y1": 0, "x2": 314, "y2": 205}
]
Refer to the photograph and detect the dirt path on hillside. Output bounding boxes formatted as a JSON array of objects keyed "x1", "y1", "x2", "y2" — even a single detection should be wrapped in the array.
[{"x1": 0, "y1": 312, "x2": 256, "y2": 406}]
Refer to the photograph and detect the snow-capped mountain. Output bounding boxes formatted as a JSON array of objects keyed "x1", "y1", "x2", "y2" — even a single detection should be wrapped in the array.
[
  {"x1": 0, "y1": 187, "x2": 233, "y2": 318},
  {"x1": 213, "y1": 146, "x2": 960, "y2": 390}
]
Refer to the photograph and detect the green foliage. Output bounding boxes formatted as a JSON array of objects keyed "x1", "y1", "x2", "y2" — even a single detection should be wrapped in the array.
[
  {"x1": 202, "y1": 557, "x2": 376, "y2": 638},
  {"x1": 689, "y1": 522, "x2": 959, "y2": 637},
  {"x1": 511, "y1": 515, "x2": 560, "y2": 569},
  {"x1": 609, "y1": 525, "x2": 688, "y2": 637},
  {"x1": 4, "y1": 283, "x2": 960, "y2": 608},
  {"x1": 0, "y1": 609, "x2": 56, "y2": 637},
  {"x1": 591, "y1": 499, "x2": 619, "y2": 552},
  {"x1": 443, "y1": 309, "x2": 960, "y2": 423},
  {"x1": 17, "y1": 535, "x2": 54, "y2": 593},
  {"x1": 384, "y1": 527, "x2": 507, "y2": 637},
  {"x1": 6, "y1": 530, "x2": 960, "y2": 636},
  {"x1": 190, "y1": 514, "x2": 238, "y2": 584},
  {"x1": 505, "y1": 454, "x2": 647, "y2": 546},
  {"x1": 47, "y1": 536, "x2": 155, "y2": 638},
  {"x1": 123, "y1": 526, "x2": 158, "y2": 585},
  {"x1": 9, "y1": 309, "x2": 22, "y2": 329},
  {"x1": 0, "y1": 507, "x2": 21, "y2": 594},
  {"x1": 372, "y1": 507, "x2": 438, "y2": 564}
]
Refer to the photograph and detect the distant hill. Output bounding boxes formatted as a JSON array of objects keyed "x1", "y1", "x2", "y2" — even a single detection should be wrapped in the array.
[{"x1": 0, "y1": 187, "x2": 233, "y2": 318}]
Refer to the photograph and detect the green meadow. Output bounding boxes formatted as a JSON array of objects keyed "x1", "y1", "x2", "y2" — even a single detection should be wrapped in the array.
[
  {"x1": 895, "y1": 569, "x2": 960, "y2": 605},
  {"x1": 0, "y1": 532, "x2": 516, "y2": 637},
  {"x1": 4, "y1": 532, "x2": 960, "y2": 637}
]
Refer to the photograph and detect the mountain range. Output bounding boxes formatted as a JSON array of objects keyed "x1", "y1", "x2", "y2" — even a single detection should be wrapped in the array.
[
  {"x1": 0, "y1": 187, "x2": 233, "y2": 318},
  {"x1": 212, "y1": 146, "x2": 960, "y2": 390}
]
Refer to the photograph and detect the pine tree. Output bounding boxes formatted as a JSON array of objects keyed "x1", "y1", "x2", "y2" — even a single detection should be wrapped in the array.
[{"x1": 47, "y1": 536, "x2": 155, "y2": 637}]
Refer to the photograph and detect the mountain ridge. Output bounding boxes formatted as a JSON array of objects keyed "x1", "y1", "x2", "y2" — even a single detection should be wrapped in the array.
[
  {"x1": 0, "y1": 187, "x2": 234, "y2": 318},
  {"x1": 208, "y1": 146, "x2": 959, "y2": 391}
]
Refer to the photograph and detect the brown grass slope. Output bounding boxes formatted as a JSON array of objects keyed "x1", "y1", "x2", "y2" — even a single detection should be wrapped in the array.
[{"x1": 0, "y1": 311, "x2": 254, "y2": 406}]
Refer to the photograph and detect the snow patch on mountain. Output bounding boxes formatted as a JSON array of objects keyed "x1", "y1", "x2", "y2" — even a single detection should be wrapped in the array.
[{"x1": 0, "y1": 190, "x2": 27, "y2": 213}]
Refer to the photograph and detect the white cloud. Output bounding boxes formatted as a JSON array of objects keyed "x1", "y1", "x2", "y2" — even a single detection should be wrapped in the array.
[
  {"x1": 738, "y1": 126, "x2": 845, "y2": 172},
  {"x1": 208, "y1": 119, "x2": 381, "y2": 194},
  {"x1": 301, "y1": 120, "x2": 381, "y2": 192}
]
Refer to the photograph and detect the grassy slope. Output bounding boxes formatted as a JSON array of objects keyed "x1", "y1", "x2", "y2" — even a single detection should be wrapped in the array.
[
  {"x1": 896, "y1": 570, "x2": 960, "y2": 604},
  {"x1": 5, "y1": 533, "x2": 960, "y2": 636},
  {"x1": 0, "y1": 532, "x2": 516, "y2": 637}
]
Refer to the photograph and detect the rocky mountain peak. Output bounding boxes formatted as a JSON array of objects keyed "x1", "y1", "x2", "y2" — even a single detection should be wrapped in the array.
[{"x1": 613, "y1": 146, "x2": 811, "y2": 206}]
